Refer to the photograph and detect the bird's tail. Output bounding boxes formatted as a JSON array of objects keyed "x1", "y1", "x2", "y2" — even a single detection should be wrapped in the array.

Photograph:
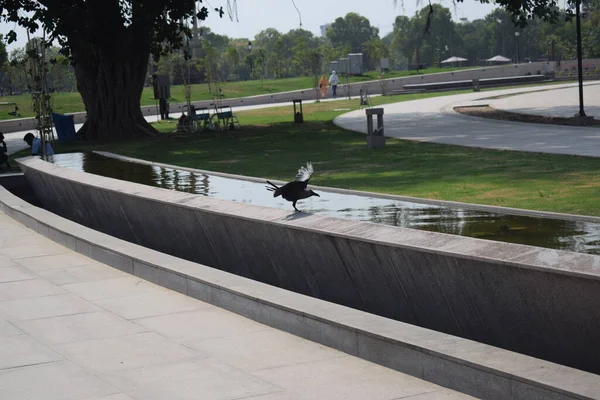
[{"x1": 265, "y1": 180, "x2": 282, "y2": 197}]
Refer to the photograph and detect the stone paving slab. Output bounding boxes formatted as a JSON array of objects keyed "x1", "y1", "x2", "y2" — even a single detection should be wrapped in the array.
[
  {"x1": 335, "y1": 81, "x2": 600, "y2": 158},
  {"x1": 0, "y1": 211, "x2": 476, "y2": 400}
]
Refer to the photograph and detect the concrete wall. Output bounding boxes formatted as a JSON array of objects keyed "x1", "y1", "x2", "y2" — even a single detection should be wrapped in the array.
[
  {"x1": 17, "y1": 156, "x2": 600, "y2": 375},
  {"x1": 0, "y1": 61, "x2": 574, "y2": 134},
  {"x1": 554, "y1": 58, "x2": 600, "y2": 72}
]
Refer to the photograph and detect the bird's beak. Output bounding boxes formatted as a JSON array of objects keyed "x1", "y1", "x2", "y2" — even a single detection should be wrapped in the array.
[{"x1": 313, "y1": 192, "x2": 320, "y2": 197}]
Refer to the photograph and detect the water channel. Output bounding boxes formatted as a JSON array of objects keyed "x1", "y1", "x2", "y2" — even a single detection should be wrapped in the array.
[{"x1": 47, "y1": 152, "x2": 600, "y2": 255}]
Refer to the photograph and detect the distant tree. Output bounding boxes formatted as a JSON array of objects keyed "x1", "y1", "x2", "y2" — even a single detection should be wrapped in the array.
[
  {"x1": 391, "y1": 15, "x2": 419, "y2": 64},
  {"x1": 254, "y1": 28, "x2": 282, "y2": 53},
  {"x1": 224, "y1": 47, "x2": 240, "y2": 75},
  {"x1": 453, "y1": 19, "x2": 490, "y2": 64},
  {"x1": 278, "y1": 29, "x2": 319, "y2": 76},
  {"x1": 271, "y1": 38, "x2": 285, "y2": 78},
  {"x1": 157, "y1": 53, "x2": 184, "y2": 84},
  {"x1": 1, "y1": 48, "x2": 27, "y2": 94},
  {"x1": 253, "y1": 47, "x2": 267, "y2": 82},
  {"x1": 326, "y1": 13, "x2": 379, "y2": 54},
  {"x1": 363, "y1": 38, "x2": 389, "y2": 70},
  {"x1": 47, "y1": 50, "x2": 76, "y2": 92},
  {"x1": 413, "y1": 5, "x2": 456, "y2": 66},
  {"x1": 201, "y1": 42, "x2": 220, "y2": 92},
  {"x1": 200, "y1": 28, "x2": 231, "y2": 54}
]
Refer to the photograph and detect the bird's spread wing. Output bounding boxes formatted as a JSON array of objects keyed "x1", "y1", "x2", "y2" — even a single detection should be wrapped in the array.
[{"x1": 294, "y1": 162, "x2": 314, "y2": 182}]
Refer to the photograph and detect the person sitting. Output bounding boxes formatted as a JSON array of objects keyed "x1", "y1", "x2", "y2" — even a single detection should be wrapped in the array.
[
  {"x1": 177, "y1": 112, "x2": 192, "y2": 131},
  {"x1": 8, "y1": 106, "x2": 19, "y2": 117},
  {"x1": 0, "y1": 132, "x2": 10, "y2": 169},
  {"x1": 23, "y1": 132, "x2": 54, "y2": 156}
]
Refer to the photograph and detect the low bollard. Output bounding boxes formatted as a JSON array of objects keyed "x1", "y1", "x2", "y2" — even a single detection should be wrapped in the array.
[
  {"x1": 293, "y1": 99, "x2": 304, "y2": 123},
  {"x1": 366, "y1": 108, "x2": 385, "y2": 148}
]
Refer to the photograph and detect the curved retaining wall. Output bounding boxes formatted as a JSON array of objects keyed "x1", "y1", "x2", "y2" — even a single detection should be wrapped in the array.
[
  {"x1": 17, "y1": 156, "x2": 600, "y2": 375},
  {"x1": 3, "y1": 178, "x2": 600, "y2": 400}
]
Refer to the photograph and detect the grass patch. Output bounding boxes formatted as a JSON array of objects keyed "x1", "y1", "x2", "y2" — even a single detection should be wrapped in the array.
[{"x1": 13, "y1": 90, "x2": 599, "y2": 217}]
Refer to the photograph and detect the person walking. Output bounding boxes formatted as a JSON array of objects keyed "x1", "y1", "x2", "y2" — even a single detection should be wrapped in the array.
[
  {"x1": 328, "y1": 71, "x2": 339, "y2": 98},
  {"x1": 319, "y1": 75, "x2": 328, "y2": 99}
]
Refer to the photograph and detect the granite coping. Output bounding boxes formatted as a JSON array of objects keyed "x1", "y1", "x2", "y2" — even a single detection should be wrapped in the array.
[
  {"x1": 19, "y1": 155, "x2": 600, "y2": 283},
  {"x1": 1, "y1": 171, "x2": 599, "y2": 400}
]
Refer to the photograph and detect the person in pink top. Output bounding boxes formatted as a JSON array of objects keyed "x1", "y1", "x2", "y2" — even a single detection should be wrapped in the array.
[{"x1": 319, "y1": 75, "x2": 327, "y2": 99}]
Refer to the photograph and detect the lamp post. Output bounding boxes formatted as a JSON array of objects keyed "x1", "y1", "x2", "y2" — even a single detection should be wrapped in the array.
[
  {"x1": 247, "y1": 41, "x2": 253, "y2": 79},
  {"x1": 514, "y1": 32, "x2": 520, "y2": 64},
  {"x1": 496, "y1": 18, "x2": 505, "y2": 57},
  {"x1": 575, "y1": 0, "x2": 586, "y2": 117}
]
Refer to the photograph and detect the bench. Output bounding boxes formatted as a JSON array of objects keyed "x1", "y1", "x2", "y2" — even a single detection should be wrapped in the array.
[{"x1": 403, "y1": 74, "x2": 549, "y2": 92}]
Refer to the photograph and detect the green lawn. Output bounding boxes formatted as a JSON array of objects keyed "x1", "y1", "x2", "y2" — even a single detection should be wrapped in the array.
[
  {"x1": 12, "y1": 87, "x2": 600, "y2": 217},
  {"x1": 0, "y1": 66, "x2": 471, "y2": 121}
]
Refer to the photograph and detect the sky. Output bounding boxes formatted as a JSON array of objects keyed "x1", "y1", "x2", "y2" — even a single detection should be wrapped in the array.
[{"x1": 0, "y1": 0, "x2": 498, "y2": 52}]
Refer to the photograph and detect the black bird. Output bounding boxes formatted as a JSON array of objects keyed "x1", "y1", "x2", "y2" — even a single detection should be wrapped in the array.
[{"x1": 266, "y1": 162, "x2": 320, "y2": 212}]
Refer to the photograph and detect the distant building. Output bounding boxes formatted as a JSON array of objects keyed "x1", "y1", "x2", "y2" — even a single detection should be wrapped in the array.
[{"x1": 320, "y1": 23, "x2": 332, "y2": 37}]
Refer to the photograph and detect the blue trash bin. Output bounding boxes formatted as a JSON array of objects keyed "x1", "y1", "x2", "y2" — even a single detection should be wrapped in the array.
[{"x1": 52, "y1": 113, "x2": 77, "y2": 144}]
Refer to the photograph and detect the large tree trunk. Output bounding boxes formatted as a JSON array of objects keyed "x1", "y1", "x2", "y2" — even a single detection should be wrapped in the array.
[{"x1": 71, "y1": 31, "x2": 158, "y2": 141}]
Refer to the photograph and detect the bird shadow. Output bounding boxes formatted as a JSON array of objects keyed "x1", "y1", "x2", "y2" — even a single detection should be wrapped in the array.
[{"x1": 283, "y1": 211, "x2": 311, "y2": 221}]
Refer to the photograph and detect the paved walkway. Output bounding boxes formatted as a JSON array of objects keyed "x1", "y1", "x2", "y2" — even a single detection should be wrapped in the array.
[
  {"x1": 493, "y1": 83, "x2": 600, "y2": 118},
  {"x1": 0, "y1": 211, "x2": 474, "y2": 400},
  {"x1": 335, "y1": 81, "x2": 600, "y2": 158},
  {"x1": 4, "y1": 114, "x2": 162, "y2": 157}
]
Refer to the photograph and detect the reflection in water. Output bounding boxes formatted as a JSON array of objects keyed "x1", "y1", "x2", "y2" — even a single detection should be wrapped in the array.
[{"x1": 48, "y1": 152, "x2": 600, "y2": 255}]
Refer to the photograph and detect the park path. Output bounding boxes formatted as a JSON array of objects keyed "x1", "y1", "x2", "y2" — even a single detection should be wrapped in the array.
[
  {"x1": 0, "y1": 210, "x2": 475, "y2": 400},
  {"x1": 492, "y1": 83, "x2": 600, "y2": 118},
  {"x1": 335, "y1": 81, "x2": 600, "y2": 158}
]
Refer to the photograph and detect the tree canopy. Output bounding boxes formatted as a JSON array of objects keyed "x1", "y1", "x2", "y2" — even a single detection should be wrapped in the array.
[
  {"x1": 326, "y1": 12, "x2": 379, "y2": 53},
  {"x1": 0, "y1": 0, "x2": 236, "y2": 140}
]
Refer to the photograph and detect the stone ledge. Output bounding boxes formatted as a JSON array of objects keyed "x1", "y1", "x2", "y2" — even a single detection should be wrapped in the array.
[
  {"x1": 0, "y1": 185, "x2": 597, "y2": 400},
  {"x1": 19, "y1": 156, "x2": 600, "y2": 283}
]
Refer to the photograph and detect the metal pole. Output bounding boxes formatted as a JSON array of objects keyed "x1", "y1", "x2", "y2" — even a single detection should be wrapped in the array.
[{"x1": 575, "y1": 0, "x2": 586, "y2": 117}]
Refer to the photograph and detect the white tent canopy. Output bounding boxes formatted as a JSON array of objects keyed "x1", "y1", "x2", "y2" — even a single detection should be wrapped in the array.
[
  {"x1": 486, "y1": 55, "x2": 511, "y2": 62},
  {"x1": 441, "y1": 56, "x2": 468, "y2": 63}
]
